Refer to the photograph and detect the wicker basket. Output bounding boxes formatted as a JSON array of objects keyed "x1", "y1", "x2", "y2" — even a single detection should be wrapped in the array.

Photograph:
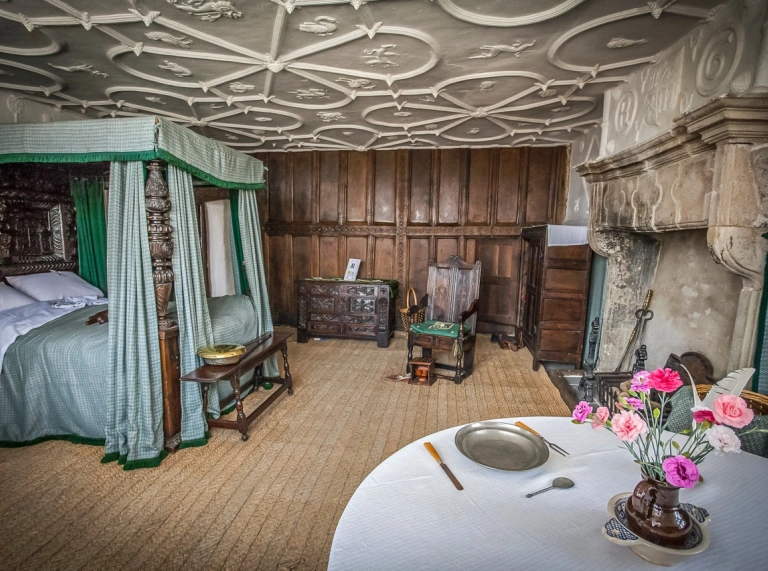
[{"x1": 400, "y1": 288, "x2": 425, "y2": 332}]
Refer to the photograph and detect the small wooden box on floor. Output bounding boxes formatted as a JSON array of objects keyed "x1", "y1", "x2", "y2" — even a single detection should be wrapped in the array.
[{"x1": 409, "y1": 357, "x2": 436, "y2": 386}]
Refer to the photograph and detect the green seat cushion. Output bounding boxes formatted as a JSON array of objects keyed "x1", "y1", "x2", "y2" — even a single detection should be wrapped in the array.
[
  {"x1": 410, "y1": 320, "x2": 468, "y2": 338},
  {"x1": 666, "y1": 387, "x2": 695, "y2": 433}
]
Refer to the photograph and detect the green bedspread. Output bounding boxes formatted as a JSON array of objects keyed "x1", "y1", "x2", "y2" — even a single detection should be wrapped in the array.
[{"x1": 0, "y1": 295, "x2": 261, "y2": 445}]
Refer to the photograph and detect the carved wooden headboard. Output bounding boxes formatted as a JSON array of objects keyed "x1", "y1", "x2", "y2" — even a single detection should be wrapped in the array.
[{"x1": 0, "y1": 162, "x2": 107, "y2": 277}]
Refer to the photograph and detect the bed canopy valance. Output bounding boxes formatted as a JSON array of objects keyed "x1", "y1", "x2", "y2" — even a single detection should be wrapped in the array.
[
  {"x1": 0, "y1": 117, "x2": 274, "y2": 470},
  {"x1": 0, "y1": 116, "x2": 265, "y2": 190}
]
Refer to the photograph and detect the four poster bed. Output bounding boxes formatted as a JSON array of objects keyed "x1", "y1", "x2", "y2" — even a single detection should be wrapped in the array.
[{"x1": 0, "y1": 117, "x2": 277, "y2": 469}]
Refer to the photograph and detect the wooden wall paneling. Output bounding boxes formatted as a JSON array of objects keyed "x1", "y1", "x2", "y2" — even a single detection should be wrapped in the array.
[
  {"x1": 292, "y1": 234, "x2": 313, "y2": 312},
  {"x1": 475, "y1": 237, "x2": 522, "y2": 331},
  {"x1": 268, "y1": 154, "x2": 290, "y2": 222},
  {"x1": 436, "y1": 238, "x2": 458, "y2": 265},
  {"x1": 525, "y1": 148, "x2": 555, "y2": 224},
  {"x1": 256, "y1": 146, "x2": 569, "y2": 330},
  {"x1": 409, "y1": 149, "x2": 431, "y2": 225},
  {"x1": 496, "y1": 148, "x2": 522, "y2": 225},
  {"x1": 395, "y1": 150, "x2": 410, "y2": 310},
  {"x1": 318, "y1": 236, "x2": 340, "y2": 277},
  {"x1": 319, "y1": 151, "x2": 340, "y2": 224},
  {"x1": 438, "y1": 149, "x2": 461, "y2": 224},
  {"x1": 467, "y1": 148, "x2": 492, "y2": 225},
  {"x1": 345, "y1": 235, "x2": 369, "y2": 277},
  {"x1": 488, "y1": 149, "x2": 500, "y2": 228},
  {"x1": 374, "y1": 237, "x2": 396, "y2": 279},
  {"x1": 346, "y1": 152, "x2": 368, "y2": 223},
  {"x1": 430, "y1": 150, "x2": 439, "y2": 226},
  {"x1": 292, "y1": 152, "x2": 313, "y2": 222},
  {"x1": 518, "y1": 148, "x2": 531, "y2": 225},
  {"x1": 459, "y1": 148, "x2": 469, "y2": 226},
  {"x1": 374, "y1": 150, "x2": 396, "y2": 224},
  {"x1": 551, "y1": 147, "x2": 569, "y2": 224},
  {"x1": 338, "y1": 152, "x2": 348, "y2": 225},
  {"x1": 407, "y1": 237, "x2": 430, "y2": 300},
  {"x1": 367, "y1": 234, "x2": 376, "y2": 279},
  {"x1": 268, "y1": 233, "x2": 293, "y2": 324}
]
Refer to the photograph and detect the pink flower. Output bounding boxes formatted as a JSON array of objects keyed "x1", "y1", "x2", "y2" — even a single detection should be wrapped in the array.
[
  {"x1": 572, "y1": 401, "x2": 592, "y2": 423},
  {"x1": 706, "y1": 424, "x2": 742, "y2": 454},
  {"x1": 611, "y1": 410, "x2": 648, "y2": 442},
  {"x1": 630, "y1": 370, "x2": 651, "y2": 393},
  {"x1": 647, "y1": 368, "x2": 683, "y2": 393},
  {"x1": 624, "y1": 397, "x2": 644, "y2": 411},
  {"x1": 692, "y1": 406, "x2": 715, "y2": 424},
  {"x1": 712, "y1": 394, "x2": 754, "y2": 429},
  {"x1": 591, "y1": 406, "x2": 610, "y2": 429},
  {"x1": 662, "y1": 456, "x2": 700, "y2": 489}
]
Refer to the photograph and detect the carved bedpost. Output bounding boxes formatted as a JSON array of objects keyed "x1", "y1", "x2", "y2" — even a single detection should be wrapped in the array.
[
  {"x1": 145, "y1": 160, "x2": 176, "y2": 330},
  {"x1": 144, "y1": 160, "x2": 181, "y2": 452}
]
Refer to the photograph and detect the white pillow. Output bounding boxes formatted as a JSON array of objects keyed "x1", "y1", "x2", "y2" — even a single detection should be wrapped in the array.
[
  {"x1": 0, "y1": 282, "x2": 37, "y2": 311},
  {"x1": 6, "y1": 271, "x2": 104, "y2": 301}
]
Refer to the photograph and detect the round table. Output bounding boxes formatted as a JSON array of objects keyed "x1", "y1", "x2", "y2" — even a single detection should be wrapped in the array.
[{"x1": 329, "y1": 417, "x2": 768, "y2": 570}]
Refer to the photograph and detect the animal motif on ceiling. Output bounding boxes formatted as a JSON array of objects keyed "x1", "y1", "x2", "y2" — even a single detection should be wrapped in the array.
[{"x1": 0, "y1": 0, "x2": 723, "y2": 152}]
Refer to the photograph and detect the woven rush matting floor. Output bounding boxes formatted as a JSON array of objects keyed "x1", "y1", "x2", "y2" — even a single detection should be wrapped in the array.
[{"x1": 0, "y1": 328, "x2": 569, "y2": 571}]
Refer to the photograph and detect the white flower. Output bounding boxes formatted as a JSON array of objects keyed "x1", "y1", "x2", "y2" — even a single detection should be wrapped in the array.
[{"x1": 706, "y1": 424, "x2": 741, "y2": 454}]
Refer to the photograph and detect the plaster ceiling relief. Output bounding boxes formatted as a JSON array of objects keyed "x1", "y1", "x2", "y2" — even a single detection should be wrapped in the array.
[{"x1": 0, "y1": 0, "x2": 730, "y2": 151}]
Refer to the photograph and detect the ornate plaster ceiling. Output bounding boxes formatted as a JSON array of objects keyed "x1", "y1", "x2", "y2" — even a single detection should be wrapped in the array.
[{"x1": 0, "y1": 0, "x2": 724, "y2": 152}]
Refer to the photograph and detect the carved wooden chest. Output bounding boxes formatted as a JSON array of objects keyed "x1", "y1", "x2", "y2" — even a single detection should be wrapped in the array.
[{"x1": 296, "y1": 279, "x2": 396, "y2": 348}]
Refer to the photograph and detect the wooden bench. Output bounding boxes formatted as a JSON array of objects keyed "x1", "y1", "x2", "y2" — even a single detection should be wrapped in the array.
[{"x1": 181, "y1": 331, "x2": 294, "y2": 441}]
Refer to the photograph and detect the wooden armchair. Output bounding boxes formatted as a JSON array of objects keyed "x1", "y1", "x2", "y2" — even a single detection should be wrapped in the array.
[{"x1": 406, "y1": 256, "x2": 481, "y2": 384}]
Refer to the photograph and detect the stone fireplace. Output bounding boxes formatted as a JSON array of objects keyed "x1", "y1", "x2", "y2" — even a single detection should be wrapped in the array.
[{"x1": 577, "y1": 95, "x2": 768, "y2": 377}]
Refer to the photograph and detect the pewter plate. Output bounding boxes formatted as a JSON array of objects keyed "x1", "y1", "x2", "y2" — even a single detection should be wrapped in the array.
[{"x1": 455, "y1": 421, "x2": 549, "y2": 471}]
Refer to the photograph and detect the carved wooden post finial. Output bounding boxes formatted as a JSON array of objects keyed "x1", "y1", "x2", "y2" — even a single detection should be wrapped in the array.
[{"x1": 145, "y1": 160, "x2": 176, "y2": 329}]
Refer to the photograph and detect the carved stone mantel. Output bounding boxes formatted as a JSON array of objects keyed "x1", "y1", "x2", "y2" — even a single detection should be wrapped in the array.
[{"x1": 577, "y1": 95, "x2": 768, "y2": 373}]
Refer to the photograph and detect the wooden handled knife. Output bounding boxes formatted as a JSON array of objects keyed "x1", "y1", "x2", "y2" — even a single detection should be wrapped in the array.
[{"x1": 424, "y1": 442, "x2": 464, "y2": 490}]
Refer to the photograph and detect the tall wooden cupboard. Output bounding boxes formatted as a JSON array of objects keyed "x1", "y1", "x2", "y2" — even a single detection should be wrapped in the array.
[{"x1": 520, "y1": 225, "x2": 591, "y2": 370}]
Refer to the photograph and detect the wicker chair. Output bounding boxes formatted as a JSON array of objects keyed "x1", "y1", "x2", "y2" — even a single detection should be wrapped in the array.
[{"x1": 695, "y1": 385, "x2": 768, "y2": 416}]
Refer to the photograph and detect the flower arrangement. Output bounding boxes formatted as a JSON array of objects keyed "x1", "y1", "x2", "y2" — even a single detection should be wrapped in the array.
[{"x1": 572, "y1": 368, "x2": 763, "y2": 489}]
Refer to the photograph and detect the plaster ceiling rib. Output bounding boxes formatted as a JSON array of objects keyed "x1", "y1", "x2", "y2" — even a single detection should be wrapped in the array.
[{"x1": 435, "y1": 0, "x2": 588, "y2": 27}]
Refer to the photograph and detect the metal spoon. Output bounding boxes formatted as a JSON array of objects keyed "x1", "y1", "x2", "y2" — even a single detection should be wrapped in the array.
[{"x1": 525, "y1": 477, "x2": 574, "y2": 498}]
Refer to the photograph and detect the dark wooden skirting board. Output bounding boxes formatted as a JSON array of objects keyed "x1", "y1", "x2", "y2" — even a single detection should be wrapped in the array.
[{"x1": 253, "y1": 147, "x2": 569, "y2": 333}]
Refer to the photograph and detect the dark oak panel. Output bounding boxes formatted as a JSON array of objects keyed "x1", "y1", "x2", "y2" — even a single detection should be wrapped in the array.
[
  {"x1": 374, "y1": 151, "x2": 396, "y2": 224},
  {"x1": 468, "y1": 149, "x2": 491, "y2": 225},
  {"x1": 410, "y1": 150, "x2": 432, "y2": 225},
  {"x1": 374, "y1": 237, "x2": 396, "y2": 279},
  {"x1": 438, "y1": 149, "x2": 461, "y2": 224},
  {"x1": 496, "y1": 148, "x2": 523, "y2": 225},
  {"x1": 319, "y1": 152, "x2": 339, "y2": 223},
  {"x1": 292, "y1": 153, "x2": 313, "y2": 222},
  {"x1": 267, "y1": 154, "x2": 289, "y2": 223},
  {"x1": 345, "y1": 236, "x2": 368, "y2": 276},
  {"x1": 346, "y1": 152, "x2": 368, "y2": 223},
  {"x1": 407, "y1": 237, "x2": 430, "y2": 300},
  {"x1": 257, "y1": 147, "x2": 568, "y2": 331},
  {"x1": 319, "y1": 236, "x2": 340, "y2": 277}
]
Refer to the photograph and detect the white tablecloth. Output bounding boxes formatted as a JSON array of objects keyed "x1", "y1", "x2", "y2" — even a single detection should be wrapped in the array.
[{"x1": 329, "y1": 417, "x2": 768, "y2": 570}]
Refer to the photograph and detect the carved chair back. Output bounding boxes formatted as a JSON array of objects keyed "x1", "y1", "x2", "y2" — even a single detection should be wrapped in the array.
[{"x1": 425, "y1": 255, "x2": 481, "y2": 333}]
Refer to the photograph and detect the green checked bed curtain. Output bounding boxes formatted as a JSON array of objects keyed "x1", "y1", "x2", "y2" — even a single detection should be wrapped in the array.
[
  {"x1": 0, "y1": 117, "x2": 271, "y2": 468},
  {"x1": 103, "y1": 162, "x2": 165, "y2": 469}
]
